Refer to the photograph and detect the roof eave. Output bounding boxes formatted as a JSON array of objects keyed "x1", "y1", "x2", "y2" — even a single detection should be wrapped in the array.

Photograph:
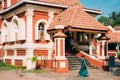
[
  {"x1": 0, "y1": 0, "x2": 68, "y2": 14},
  {"x1": 84, "y1": 7, "x2": 103, "y2": 15}
]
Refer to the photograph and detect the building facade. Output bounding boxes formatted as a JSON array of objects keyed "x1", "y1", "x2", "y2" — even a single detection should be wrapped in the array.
[
  {"x1": 0, "y1": 0, "x2": 111, "y2": 72},
  {"x1": 107, "y1": 26, "x2": 120, "y2": 57}
]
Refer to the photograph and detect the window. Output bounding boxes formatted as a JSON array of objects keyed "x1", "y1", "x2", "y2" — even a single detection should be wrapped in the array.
[
  {"x1": 38, "y1": 23, "x2": 45, "y2": 40},
  {"x1": 108, "y1": 43, "x2": 119, "y2": 50},
  {"x1": 35, "y1": 19, "x2": 50, "y2": 41}
]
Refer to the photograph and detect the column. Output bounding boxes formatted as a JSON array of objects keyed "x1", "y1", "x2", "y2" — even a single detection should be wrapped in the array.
[
  {"x1": 25, "y1": 9, "x2": 34, "y2": 43},
  {"x1": 97, "y1": 38, "x2": 109, "y2": 59},
  {"x1": 12, "y1": 50, "x2": 17, "y2": 65},
  {"x1": 7, "y1": 0, "x2": 11, "y2": 7},
  {"x1": 89, "y1": 43, "x2": 93, "y2": 55},
  {"x1": 89, "y1": 33, "x2": 93, "y2": 55},
  {"x1": 96, "y1": 33, "x2": 110, "y2": 68},
  {"x1": 53, "y1": 25, "x2": 68, "y2": 73},
  {"x1": 26, "y1": 49, "x2": 34, "y2": 70}
]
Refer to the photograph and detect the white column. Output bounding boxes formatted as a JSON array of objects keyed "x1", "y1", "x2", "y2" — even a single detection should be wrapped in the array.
[
  {"x1": 7, "y1": 0, "x2": 11, "y2": 7},
  {"x1": 89, "y1": 44, "x2": 92, "y2": 55},
  {"x1": 58, "y1": 38, "x2": 60, "y2": 57},
  {"x1": 102, "y1": 41, "x2": 105, "y2": 57},
  {"x1": 12, "y1": 50, "x2": 17, "y2": 65},
  {"x1": 2, "y1": 0, "x2": 4, "y2": 8},
  {"x1": 25, "y1": 9, "x2": 34, "y2": 43},
  {"x1": 89, "y1": 34, "x2": 93, "y2": 55},
  {"x1": 26, "y1": 49, "x2": 34, "y2": 70}
]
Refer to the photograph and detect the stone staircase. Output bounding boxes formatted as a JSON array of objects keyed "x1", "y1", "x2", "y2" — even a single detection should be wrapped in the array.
[{"x1": 67, "y1": 55, "x2": 98, "y2": 70}]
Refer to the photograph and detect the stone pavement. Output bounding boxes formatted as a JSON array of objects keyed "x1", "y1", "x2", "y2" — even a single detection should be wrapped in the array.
[{"x1": 0, "y1": 68, "x2": 120, "y2": 80}]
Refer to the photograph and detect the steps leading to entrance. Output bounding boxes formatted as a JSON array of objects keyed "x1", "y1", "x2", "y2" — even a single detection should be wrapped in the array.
[
  {"x1": 67, "y1": 55, "x2": 98, "y2": 70},
  {"x1": 67, "y1": 56, "x2": 81, "y2": 70}
]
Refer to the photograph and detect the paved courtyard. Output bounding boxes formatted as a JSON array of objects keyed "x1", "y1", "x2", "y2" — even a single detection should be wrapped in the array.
[{"x1": 0, "y1": 68, "x2": 120, "y2": 80}]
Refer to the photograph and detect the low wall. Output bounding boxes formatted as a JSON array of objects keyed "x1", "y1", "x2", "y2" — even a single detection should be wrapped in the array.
[{"x1": 76, "y1": 51, "x2": 104, "y2": 69}]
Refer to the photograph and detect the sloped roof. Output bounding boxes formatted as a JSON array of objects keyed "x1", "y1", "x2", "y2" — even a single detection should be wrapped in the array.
[
  {"x1": 107, "y1": 31, "x2": 120, "y2": 42},
  {"x1": 107, "y1": 26, "x2": 120, "y2": 42},
  {"x1": 35, "y1": 0, "x2": 83, "y2": 7},
  {"x1": 114, "y1": 26, "x2": 120, "y2": 31},
  {"x1": 48, "y1": 4, "x2": 108, "y2": 31}
]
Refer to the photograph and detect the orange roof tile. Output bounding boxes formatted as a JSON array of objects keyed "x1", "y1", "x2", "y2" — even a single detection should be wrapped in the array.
[
  {"x1": 48, "y1": 4, "x2": 108, "y2": 31},
  {"x1": 35, "y1": 0, "x2": 83, "y2": 7},
  {"x1": 114, "y1": 26, "x2": 120, "y2": 31},
  {"x1": 107, "y1": 31, "x2": 120, "y2": 42}
]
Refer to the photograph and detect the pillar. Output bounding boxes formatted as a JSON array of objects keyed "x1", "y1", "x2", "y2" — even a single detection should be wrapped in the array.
[
  {"x1": 26, "y1": 49, "x2": 35, "y2": 70},
  {"x1": 89, "y1": 33, "x2": 93, "y2": 55},
  {"x1": 53, "y1": 25, "x2": 68, "y2": 73},
  {"x1": 25, "y1": 9, "x2": 34, "y2": 43},
  {"x1": 25, "y1": 9, "x2": 35, "y2": 70},
  {"x1": 97, "y1": 33, "x2": 110, "y2": 69},
  {"x1": 97, "y1": 34, "x2": 110, "y2": 59}
]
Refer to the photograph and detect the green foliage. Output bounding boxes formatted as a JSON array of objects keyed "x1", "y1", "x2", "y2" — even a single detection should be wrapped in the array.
[
  {"x1": 97, "y1": 11, "x2": 120, "y2": 27},
  {"x1": 24, "y1": 69, "x2": 45, "y2": 73},
  {"x1": 98, "y1": 16, "x2": 110, "y2": 26},
  {"x1": 117, "y1": 52, "x2": 120, "y2": 59},
  {"x1": 0, "y1": 61, "x2": 6, "y2": 67},
  {"x1": 13, "y1": 65, "x2": 26, "y2": 69},
  {"x1": 0, "y1": 61, "x2": 14, "y2": 71},
  {"x1": 27, "y1": 55, "x2": 39, "y2": 64},
  {"x1": 0, "y1": 61, "x2": 26, "y2": 71}
]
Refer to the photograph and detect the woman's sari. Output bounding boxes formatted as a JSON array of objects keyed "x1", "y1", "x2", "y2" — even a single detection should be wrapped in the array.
[{"x1": 78, "y1": 58, "x2": 89, "y2": 77}]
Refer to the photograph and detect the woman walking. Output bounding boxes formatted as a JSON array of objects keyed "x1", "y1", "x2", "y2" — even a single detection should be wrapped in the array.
[{"x1": 78, "y1": 55, "x2": 89, "y2": 77}]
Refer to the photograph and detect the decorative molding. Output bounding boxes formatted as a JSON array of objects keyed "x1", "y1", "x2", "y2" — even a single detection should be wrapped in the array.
[
  {"x1": 35, "y1": 19, "x2": 50, "y2": 40},
  {"x1": 60, "y1": 61, "x2": 66, "y2": 68},
  {"x1": 48, "y1": 11, "x2": 54, "y2": 23}
]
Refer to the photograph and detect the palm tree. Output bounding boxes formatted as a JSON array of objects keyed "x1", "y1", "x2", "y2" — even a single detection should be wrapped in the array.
[
  {"x1": 109, "y1": 11, "x2": 120, "y2": 27},
  {"x1": 98, "y1": 11, "x2": 120, "y2": 27},
  {"x1": 27, "y1": 55, "x2": 39, "y2": 69},
  {"x1": 27, "y1": 55, "x2": 39, "y2": 64}
]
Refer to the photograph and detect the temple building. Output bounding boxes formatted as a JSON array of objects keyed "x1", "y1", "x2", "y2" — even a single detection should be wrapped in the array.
[{"x1": 0, "y1": 0, "x2": 113, "y2": 72}]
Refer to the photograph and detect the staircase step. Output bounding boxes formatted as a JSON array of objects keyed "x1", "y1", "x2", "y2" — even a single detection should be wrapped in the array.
[{"x1": 67, "y1": 55, "x2": 98, "y2": 70}]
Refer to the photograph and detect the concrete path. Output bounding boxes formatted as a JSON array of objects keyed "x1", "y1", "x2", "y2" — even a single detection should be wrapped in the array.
[{"x1": 0, "y1": 68, "x2": 120, "y2": 80}]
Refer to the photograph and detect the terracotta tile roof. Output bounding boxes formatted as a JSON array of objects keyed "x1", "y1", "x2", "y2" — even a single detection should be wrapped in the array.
[
  {"x1": 114, "y1": 26, "x2": 120, "y2": 31},
  {"x1": 107, "y1": 31, "x2": 120, "y2": 42},
  {"x1": 48, "y1": 4, "x2": 108, "y2": 31},
  {"x1": 35, "y1": 0, "x2": 83, "y2": 7}
]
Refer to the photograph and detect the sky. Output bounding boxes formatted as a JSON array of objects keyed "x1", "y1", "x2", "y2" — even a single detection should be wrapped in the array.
[{"x1": 79, "y1": 0, "x2": 120, "y2": 17}]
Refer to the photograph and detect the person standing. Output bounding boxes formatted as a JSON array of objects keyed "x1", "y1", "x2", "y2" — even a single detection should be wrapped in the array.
[
  {"x1": 78, "y1": 55, "x2": 89, "y2": 77},
  {"x1": 109, "y1": 56, "x2": 115, "y2": 75}
]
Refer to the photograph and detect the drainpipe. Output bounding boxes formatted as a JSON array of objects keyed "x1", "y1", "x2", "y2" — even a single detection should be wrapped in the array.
[{"x1": 54, "y1": 58, "x2": 56, "y2": 72}]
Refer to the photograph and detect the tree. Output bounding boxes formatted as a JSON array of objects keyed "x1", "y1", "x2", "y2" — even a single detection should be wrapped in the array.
[
  {"x1": 97, "y1": 16, "x2": 110, "y2": 26},
  {"x1": 27, "y1": 55, "x2": 38, "y2": 64},
  {"x1": 97, "y1": 11, "x2": 120, "y2": 27},
  {"x1": 27, "y1": 55, "x2": 39, "y2": 69},
  {"x1": 109, "y1": 11, "x2": 120, "y2": 27}
]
